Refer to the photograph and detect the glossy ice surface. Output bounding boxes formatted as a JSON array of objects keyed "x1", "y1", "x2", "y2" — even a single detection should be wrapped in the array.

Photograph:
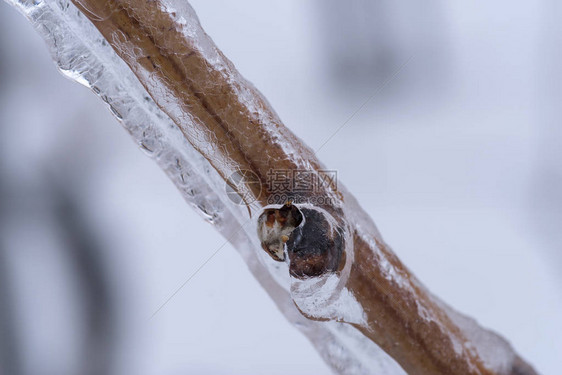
[
  {"x1": 5, "y1": 0, "x2": 536, "y2": 374},
  {"x1": 5, "y1": 0, "x2": 407, "y2": 373}
]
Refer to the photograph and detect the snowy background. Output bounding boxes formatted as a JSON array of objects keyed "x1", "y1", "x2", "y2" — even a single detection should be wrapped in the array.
[{"x1": 0, "y1": 0, "x2": 561, "y2": 374}]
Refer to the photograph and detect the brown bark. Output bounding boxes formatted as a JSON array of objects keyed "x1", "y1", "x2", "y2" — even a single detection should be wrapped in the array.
[{"x1": 68, "y1": 1, "x2": 538, "y2": 374}]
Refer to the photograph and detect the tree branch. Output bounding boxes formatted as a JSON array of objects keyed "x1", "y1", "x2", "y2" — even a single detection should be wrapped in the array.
[{"x1": 15, "y1": 0, "x2": 539, "y2": 373}]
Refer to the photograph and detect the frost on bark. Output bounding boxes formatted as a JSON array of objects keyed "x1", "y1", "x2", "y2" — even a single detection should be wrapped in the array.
[{"x1": 4, "y1": 0, "x2": 538, "y2": 374}]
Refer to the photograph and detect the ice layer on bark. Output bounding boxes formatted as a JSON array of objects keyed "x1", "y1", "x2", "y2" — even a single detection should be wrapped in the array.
[{"x1": 4, "y1": 0, "x2": 409, "y2": 373}]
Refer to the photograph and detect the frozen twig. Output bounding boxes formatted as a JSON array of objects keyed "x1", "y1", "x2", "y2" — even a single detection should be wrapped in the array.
[{"x1": 7, "y1": 0, "x2": 539, "y2": 374}]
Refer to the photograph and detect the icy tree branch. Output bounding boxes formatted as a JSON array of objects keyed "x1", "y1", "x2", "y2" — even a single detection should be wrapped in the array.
[{"x1": 5, "y1": 0, "x2": 538, "y2": 374}]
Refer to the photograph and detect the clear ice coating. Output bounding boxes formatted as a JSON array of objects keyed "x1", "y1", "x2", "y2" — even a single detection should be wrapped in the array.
[
  {"x1": 4, "y1": 0, "x2": 528, "y2": 374},
  {"x1": 4, "y1": 0, "x2": 407, "y2": 373}
]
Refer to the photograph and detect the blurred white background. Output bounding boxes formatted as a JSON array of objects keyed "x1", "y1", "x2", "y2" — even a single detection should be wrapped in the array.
[{"x1": 0, "y1": 0, "x2": 561, "y2": 374}]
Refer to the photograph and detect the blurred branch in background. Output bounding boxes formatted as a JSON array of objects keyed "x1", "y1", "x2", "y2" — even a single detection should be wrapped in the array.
[
  {"x1": 0, "y1": 243, "x2": 23, "y2": 375},
  {"x1": 0, "y1": 147, "x2": 118, "y2": 375},
  {"x1": 52, "y1": 181, "x2": 116, "y2": 375},
  {"x1": 317, "y1": 0, "x2": 449, "y2": 99}
]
